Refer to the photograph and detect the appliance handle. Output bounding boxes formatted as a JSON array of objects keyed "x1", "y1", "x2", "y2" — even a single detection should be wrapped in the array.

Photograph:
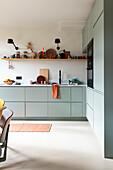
[{"x1": 86, "y1": 67, "x2": 92, "y2": 70}]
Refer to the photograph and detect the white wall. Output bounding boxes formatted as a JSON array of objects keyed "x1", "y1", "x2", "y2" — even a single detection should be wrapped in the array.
[{"x1": 0, "y1": 27, "x2": 87, "y2": 83}]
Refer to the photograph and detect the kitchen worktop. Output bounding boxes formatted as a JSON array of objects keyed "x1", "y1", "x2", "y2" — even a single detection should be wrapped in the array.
[{"x1": 0, "y1": 84, "x2": 87, "y2": 87}]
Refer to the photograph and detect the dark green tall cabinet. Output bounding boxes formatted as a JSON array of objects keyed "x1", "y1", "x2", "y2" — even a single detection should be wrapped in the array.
[{"x1": 83, "y1": 0, "x2": 113, "y2": 158}]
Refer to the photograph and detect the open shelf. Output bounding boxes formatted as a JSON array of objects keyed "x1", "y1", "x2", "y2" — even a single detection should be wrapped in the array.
[{"x1": 2, "y1": 58, "x2": 87, "y2": 61}]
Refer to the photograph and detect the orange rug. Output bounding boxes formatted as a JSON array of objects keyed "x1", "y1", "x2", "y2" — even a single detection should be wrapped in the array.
[{"x1": 10, "y1": 123, "x2": 52, "y2": 132}]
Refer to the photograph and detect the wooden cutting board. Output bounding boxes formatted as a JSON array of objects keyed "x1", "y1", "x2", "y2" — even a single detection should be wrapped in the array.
[{"x1": 39, "y1": 69, "x2": 49, "y2": 84}]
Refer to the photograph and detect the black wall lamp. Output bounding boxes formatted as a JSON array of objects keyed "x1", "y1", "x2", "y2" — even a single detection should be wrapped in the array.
[
  {"x1": 7, "y1": 39, "x2": 19, "y2": 50},
  {"x1": 55, "y1": 38, "x2": 61, "y2": 50}
]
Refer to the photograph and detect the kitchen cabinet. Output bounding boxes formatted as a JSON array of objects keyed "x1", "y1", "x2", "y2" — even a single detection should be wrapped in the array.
[
  {"x1": 26, "y1": 102, "x2": 47, "y2": 117},
  {"x1": 0, "y1": 86, "x2": 86, "y2": 119},
  {"x1": 82, "y1": 22, "x2": 88, "y2": 51},
  {"x1": 48, "y1": 103, "x2": 70, "y2": 117},
  {"x1": 82, "y1": 0, "x2": 103, "y2": 52},
  {"x1": 83, "y1": 0, "x2": 113, "y2": 158},
  {"x1": 87, "y1": 87, "x2": 94, "y2": 109},
  {"x1": 48, "y1": 87, "x2": 70, "y2": 102},
  {"x1": 87, "y1": 104, "x2": 94, "y2": 129},
  {"x1": 71, "y1": 103, "x2": 83, "y2": 117},
  {"x1": 70, "y1": 86, "x2": 86, "y2": 117},
  {"x1": 92, "y1": 0, "x2": 104, "y2": 27},
  {"x1": 5, "y1": 102, "x2": 25, "y2": 117},
  {"x1": 0, "y1": 87, "x2": 25, "y2": 101},
  {"x1": 88, "y1": 12, "x2": 94, "y2": 43},
  {"x1": 26, "y1": 87, "x2": 47, "y2": 101},
  {"x1": 94, "y1": 90, "x2": 104, "y2": 145},
  {"x1": 86, "y1": 87, "x2": 94, "y2": 129},
  {"x1": 70, "y1": 87, "x2": 83, "y2": 102},
  {"x1": 94, "y1": 13, "x2": 104, "y2": 93}
]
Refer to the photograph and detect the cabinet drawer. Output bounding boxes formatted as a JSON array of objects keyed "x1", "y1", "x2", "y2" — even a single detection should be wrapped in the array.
[
  {"x1": 87, "y1": 88, "x2": 94, "y2": 109},
  {"x1": 87, "y1": 104, "x2": 94, "y2": 129},
  {"x1": 71, "y1": 87, "x2": 83, "y2": 102},
  {"x1": 5, "y1": 102, "x2": 25, "y2": 118},
  {"x1": 26, "y1": 87, "x2": 47, "y2": 101},
  {"x1": 48, "y1": 103, "x2": 70, "y2": 117},
  {"x1": 48, "y1": 87, "x2": 70, "y2": 102},
  {"x1": 0, "y1": 87, "x2": 25, "y2": 101},
  {"x1": 26, "y1": 102, "x2": 47, "y2": 117},
  {"x1": 71, "y1": 103, "x2": 83, "y2": 117}
]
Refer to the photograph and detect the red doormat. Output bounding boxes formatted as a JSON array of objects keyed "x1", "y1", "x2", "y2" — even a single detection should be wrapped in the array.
[{"x1": 10, "y1": 123, "x2": 52, "y2": 132}]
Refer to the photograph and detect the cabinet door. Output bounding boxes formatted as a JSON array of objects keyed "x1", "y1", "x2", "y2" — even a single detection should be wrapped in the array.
[
  {"x1": 71, "y1": 103, "x2": 83, "y2": 117},
  {"x1": 94, "y1": 91, "x2": 104, "y2": 145},
  {"x1": 5, "y1": 102, "x2": 25, "y2": 118},
  {"x1": 87, "y1": 104, "x2": 94, "y2": 129},
  {"x1": 82, "y1": 22, "x2": 88, "y2": 50},
  {"x1": 48, "y1": 87, "x2": 70, "y2": 102},
  {"x1": 87, "y1": 87, "x2": 94, "y2": 109},
  {"x1": 71, "y1": 87, "x2": 83, "y2": 102},
  {"x1": 88, "y1": 12, "x2": 94, "y2": 42},
  {"x1": 26, "y1": 102, "x2": 47, "y2": 117},
  {"x1": 0, "y1": 87, "x2": 25, "y2": 101},
  {"x1": 92, "y1": 0, "x2": 103, "y2": 27},
  {"x1": 94, "y1": 13, "x2": 104, "y2": 93},
  {"x1": 26, "y1": 87, "x2": 47, "y2": 101},
  {"x1": 48, "y1": 103, "x2": 70, "y2": 117}
]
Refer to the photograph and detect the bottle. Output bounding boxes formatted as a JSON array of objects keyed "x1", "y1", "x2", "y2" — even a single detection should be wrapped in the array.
[{"x1": 59, "y1": 70, "x2": 61, "y2": 84}]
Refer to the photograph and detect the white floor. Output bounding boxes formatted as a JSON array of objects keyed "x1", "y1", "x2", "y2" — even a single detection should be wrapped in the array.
[{"x1": 0, "y1": 121, "x2": 113, "y2": 170}]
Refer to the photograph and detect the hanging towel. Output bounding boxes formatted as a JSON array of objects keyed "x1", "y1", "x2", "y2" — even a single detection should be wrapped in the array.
[
  {"x1": 0, "y1": 106, "x2": 6, "y2": 119},
  {"x1": 52, "y1": 84, "x2": 59, "y2": 99}
]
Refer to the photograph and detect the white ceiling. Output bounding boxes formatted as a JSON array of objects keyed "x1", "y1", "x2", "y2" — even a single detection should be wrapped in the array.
[{"x1": 0, "y1": 0, "x2": 96, "y2": 29}]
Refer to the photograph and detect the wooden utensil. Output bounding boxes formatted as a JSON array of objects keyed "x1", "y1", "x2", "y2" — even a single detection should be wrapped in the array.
[{"x1": 40, "y1": 69, "x2": 49, "y2": 84}]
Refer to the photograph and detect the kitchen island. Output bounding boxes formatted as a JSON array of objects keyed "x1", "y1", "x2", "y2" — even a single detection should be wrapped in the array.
[{"x1": 0, "y1": 85, "x2": 86, "y2": 120}]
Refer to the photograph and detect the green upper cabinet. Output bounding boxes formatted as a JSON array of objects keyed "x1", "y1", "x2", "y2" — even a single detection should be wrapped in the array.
[
  {"x1": 88, "y1": 10, "x2": 94, "y2": 43},
  {"x1": 82, "y1": 0, "x2": 104, "y2": 51},
  {"x1": 48, "y1": 87, "x2": 70, "y2": 102},
  {"x1": 82, "y1": 22, "x2": 88, "y2": 51},
  {"x1": 0, "y1": 87, "x2": 25, "y2": 101},
  {"x1": 26, "y1": 87, "x2": 47, "y2": 101},
  {"x1": 92, "y1": 0, "x2": 104, "y2": 27},
  {"x1": 94, "y1": 13, "x2": 104, "y2": 93}
]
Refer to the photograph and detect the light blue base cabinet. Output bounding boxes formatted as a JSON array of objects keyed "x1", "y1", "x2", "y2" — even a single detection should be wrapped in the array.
[
  {"x1": 71, "y1": 103, "x2": 83, "y2": 117},
  {"x1": 48, "y1": 87, "x2": 70, "y2": 102},
  {"x1": 5, "y1": 102, "x2": 25, "y2": 118},
  {"x1": 48, "y1": 103, "x2": 70, "y2": 117},
  {"x1": 26, "y1": 102, "x2": 47, "y2": 117},
  {"x1": 0, "y1": 86, "x2": 86, "y2": 119}
]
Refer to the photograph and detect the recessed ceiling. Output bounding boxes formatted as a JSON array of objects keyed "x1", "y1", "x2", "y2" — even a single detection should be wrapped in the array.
[{"x1": 0, "y1": 0, "x2": 96, "y2": 29}]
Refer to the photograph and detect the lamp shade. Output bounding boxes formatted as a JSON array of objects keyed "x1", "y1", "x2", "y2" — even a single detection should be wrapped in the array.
[
  {"x1": 7, "y1": 39, "x2": 14, "y2": 44},
  {"x1": 55, "y1": 38, "x2": 60, "y2": 44}
]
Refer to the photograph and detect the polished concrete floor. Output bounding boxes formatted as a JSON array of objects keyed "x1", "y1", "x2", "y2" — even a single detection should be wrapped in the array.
[{"x1": 0, "y1": 121, "x2": 113, "y2": 170}]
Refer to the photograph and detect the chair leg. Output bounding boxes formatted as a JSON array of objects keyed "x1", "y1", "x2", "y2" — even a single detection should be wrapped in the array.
[{"x1": 0, "y1": 125, "x2": 10, "y2": 162}]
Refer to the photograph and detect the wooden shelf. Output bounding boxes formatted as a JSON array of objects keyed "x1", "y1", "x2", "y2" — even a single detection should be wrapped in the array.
[{"x1": 2, "y1": 58, "x2": 87, "y2": 61}]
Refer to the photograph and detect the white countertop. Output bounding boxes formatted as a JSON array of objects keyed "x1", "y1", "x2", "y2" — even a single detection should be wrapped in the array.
[{"x1": 0, "y1": 84, "x2": 87, "y2": 87}]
